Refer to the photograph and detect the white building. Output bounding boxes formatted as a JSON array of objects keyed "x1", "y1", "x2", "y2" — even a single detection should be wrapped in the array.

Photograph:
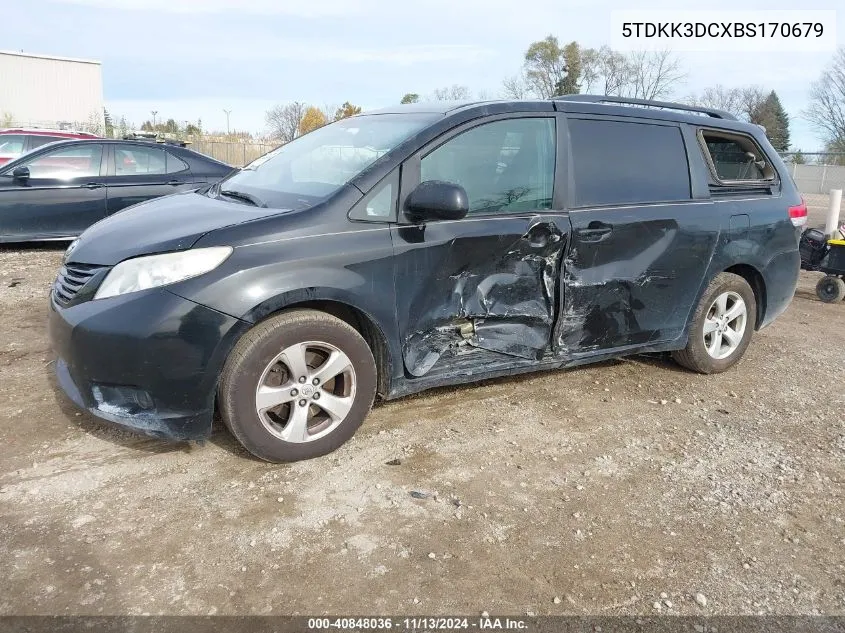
[{"x1": 0, "y1": 50, "x2": 105, "y2": 132}]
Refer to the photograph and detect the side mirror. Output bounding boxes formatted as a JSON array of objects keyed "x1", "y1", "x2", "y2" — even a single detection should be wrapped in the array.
[
  {"x1": 404, "y1": 180, "x2": 469, "y2": 223},
  {"x1": 12, "y1": 166, "x2": 30, "y2": 183}
]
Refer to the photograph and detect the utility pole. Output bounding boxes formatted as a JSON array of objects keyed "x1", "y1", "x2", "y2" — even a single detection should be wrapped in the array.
[
  {"x1": 151, "y1": 110, "x2": 158, "y2": 128},
  {"x1": 223, "y1": 109, "x2": 232, "y2": 135}
]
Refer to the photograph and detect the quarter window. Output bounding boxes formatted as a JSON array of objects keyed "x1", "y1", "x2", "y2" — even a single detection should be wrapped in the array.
[
  {"x1": 568, "y1": 119, "x2": 691, "y2": 207},
  {"x1": 420, "y1": 118, "x2": 555, "y2": 215},
  {"x1": 700, "y1": 131, "x2": 774, "y2": 182},
  {"x1": 166, "y1": 152, "x2": 189, "y2": 174},
  {"x1": 23, "y1": 145, "x2": 103, "y2": 179},
  {"x1": 349, "y1": 170, "x2": 398, "y2": 221},
  {"x1": 114, "y1": 145, "x2": 167, "y2": 176}
]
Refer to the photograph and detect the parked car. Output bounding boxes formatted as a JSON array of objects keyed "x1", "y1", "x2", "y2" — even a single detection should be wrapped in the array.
[
  {"x1": 48, "y1": 97, "x2": 805, "y2": 462},
  {"x1": 0, "y1": 139, "x2": 233, "y2": 241},
  {"x1": 0, "y1": 128, "x2": 100, "y2": 166}
]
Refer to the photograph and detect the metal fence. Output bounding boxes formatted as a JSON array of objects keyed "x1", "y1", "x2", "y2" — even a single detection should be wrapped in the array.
[
  {"x1": 188, "y1": 139, "x2": 277, "y2": 167},
  {"x1": 1, "y1": 121, "x2": 278, "y2": 168},
  {"x1": 780, "y1": 153, "x2": 845, "y2": 194},
  {"x1": 780, "y1": 154, "x2": 845, "y2": 230}
]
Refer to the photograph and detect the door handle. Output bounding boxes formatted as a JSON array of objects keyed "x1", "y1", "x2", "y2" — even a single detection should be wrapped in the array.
[
  {"x1": 579, "y1": 222, "x2": 612, "y2": 242},
  {"x1": 82, "y1": 182, "x2": 104, "y2": 189},
  {"x1": 166, "y1": 180, "x2": 181, "y2": 186}
]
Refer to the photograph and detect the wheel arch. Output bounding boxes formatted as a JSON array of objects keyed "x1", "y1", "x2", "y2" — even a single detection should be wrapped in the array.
[
  {"x1": 723, "y1": 263, "x2": 766, "y2": 329},
  {"x1": 243, "y1": 290, "x2": 394, "y2": 398}
]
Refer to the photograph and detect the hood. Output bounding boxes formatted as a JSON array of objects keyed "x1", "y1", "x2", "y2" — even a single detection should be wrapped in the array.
[{"x1": 67, "y1": 191, "x2": 289, "y2": 266}]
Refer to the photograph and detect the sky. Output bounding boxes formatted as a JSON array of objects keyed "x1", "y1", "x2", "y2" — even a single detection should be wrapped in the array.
[{"x1": 4, "y1": 0, "x2": 843, "y2": 151}]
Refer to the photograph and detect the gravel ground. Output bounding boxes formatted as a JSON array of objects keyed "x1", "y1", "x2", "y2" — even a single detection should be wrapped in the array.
[{"x1": 0, "y1": 203, "x2": 843, "y2": 616}]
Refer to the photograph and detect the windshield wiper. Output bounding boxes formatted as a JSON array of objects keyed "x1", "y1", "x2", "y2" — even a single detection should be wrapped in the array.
[{"x1": 219, "y1": 189, "x2": 267, "y2": 208}]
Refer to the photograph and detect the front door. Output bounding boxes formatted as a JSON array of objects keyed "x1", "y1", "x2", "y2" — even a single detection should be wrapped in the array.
[
  {"x1": 557, "y1": 117, "x2": 719, "y2": 355},
  {"x1": 391, "y1": 114, "x2": 570, "y2": 378},
  {"x1": 0, "y1": 143, "x2": 107, "y2": 240}
]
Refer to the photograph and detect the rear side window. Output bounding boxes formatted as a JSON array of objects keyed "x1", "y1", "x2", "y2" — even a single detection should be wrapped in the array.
[
  {"x1": 166, "y1": 152, "x2": 189, "y2": 173},
  {"x1": 699, "y1": 131, "x2": 774, "y2": 183},
  {"x1": 27, "y1": 135, "x2": 65, "y2": 150},
  {"x1": 568, "y1": 119, "x2": 691, "y2": 207},
  {"x1": 114, "y1": 145, "x2": 167, "y2": 175}
]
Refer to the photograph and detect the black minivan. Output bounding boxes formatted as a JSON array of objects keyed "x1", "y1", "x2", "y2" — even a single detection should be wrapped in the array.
[{"x1": 48, "y1": 96, "x2": 807, "y2": 462}]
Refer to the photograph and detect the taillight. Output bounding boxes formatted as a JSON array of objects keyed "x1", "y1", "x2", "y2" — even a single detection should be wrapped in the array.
[{"x1": 788, "y1": 198, "x2": 807, "y2": 228}]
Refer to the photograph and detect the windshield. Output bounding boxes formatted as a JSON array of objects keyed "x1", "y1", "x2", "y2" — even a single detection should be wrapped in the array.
[{"x1": 216, "y1": 113, "x2": 439, "y2": 209}]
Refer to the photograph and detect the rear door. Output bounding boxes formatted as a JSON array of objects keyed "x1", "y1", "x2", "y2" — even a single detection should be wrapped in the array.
[
  {"x1": 559, "y1": 116, "x2": 720, "y2": 355},
  {"x1": 103, "y1": 144, "x2": 194, "y2": 215},
  {"x1": 0, "y1": 143, "x2": 107, "y2": 239},
  {"x1": 390, "y1": 113, "x2": 570, "y2": 378}
]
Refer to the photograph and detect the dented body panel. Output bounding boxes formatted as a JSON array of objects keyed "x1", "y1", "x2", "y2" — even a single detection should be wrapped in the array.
[
  {"x1": 392, "y1": 214, "x2": 570, "y2": 377},
  {"x1": 561, "y1": 202, "x2": 719, "y2": 355}
]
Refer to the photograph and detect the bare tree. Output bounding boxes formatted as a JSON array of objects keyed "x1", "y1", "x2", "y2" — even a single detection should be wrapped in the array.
[
  {"x1": 501, "y1": 74, "x2": 528, "y2": 99},
  {"x1": 685, "y1": 85, "x2": 745, "y2": 115},
  {"x1": 623, "y1": 50, "x2": 685, "y2": 100},
  {"x1": 580, "y1": 46, "x2": 629, "y2": 96},
  {"x1": 265, "y1": 102, "x2": 306, "y2": 143},
  {"x1": 805, "y1": 48, "x2": 845, "y2": 146},
  {"x1": 684, "y1": 85, "x2": 766, "y2": 121},
  {"x1": 431, "y1": 84, "x2": 472, "y2": 101}
]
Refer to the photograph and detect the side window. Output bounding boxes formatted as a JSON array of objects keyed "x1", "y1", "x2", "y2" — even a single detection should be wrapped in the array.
[
  {"x1": 114, "y1": 145, "x2": 167, "y2": 176},
  {"x1": 349, "y1": 170, "x2": 398, "y2": 221},
  {"x1": 23, "y1": 144, "x2": 103, "y2": 179},
  {"x1": 27, "y1": 135, "x2": 65, "y2": 150},
  {"x1": 568, "y1": 119, "x2": 691, "y2": 207},
  {"x1": 0, "y1": 135, "x2": 26, "y2": 156},
  {"x1": 166, "y1": 152, "x2": 189, "y2": 174},
  {"x1": 420, "y1": 118, "x2": 555, "y2": 215},
  {"x1": 700, "y1": 131, "x2": 774, "y2": 182}
]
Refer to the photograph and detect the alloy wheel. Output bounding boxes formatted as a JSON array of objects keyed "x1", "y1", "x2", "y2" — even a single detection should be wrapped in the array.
[
  {"x1": 702, "y1": 291, "x2": 747, "y2": 360},
  {"x1": 255, "y1": 341, "x2": 356, "y2": 443}
]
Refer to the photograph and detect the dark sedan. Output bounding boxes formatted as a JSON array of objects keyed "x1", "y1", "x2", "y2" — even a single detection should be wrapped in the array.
[{"x1": 0, "y1": 139, "x2": 232, "y2": 242}]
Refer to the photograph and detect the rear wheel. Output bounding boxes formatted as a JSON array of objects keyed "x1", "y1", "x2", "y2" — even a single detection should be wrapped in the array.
[
  {"x1": 219, "y1": 309, "x2": 377, "y2": 462},
  {"x1": 816, "y1": 275, "x2": 845, "y2": 303},
  {"x1": 672, "y1": 272, "x2": 757, "y2": 374}
]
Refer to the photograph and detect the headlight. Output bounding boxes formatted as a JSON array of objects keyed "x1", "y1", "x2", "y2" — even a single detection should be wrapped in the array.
[{"x1": 94, "y1": 247, "x2": 233, "y2": 300}]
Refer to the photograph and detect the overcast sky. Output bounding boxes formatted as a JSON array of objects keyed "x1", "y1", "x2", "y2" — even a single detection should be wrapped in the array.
[{"x1": 5, "y1": 0, "x2": 843, "y2": 150}]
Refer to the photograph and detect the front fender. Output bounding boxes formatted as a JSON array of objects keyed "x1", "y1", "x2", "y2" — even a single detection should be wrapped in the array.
[{"x1": 168, "y1": 227, "x2": 403, "y2": 385}]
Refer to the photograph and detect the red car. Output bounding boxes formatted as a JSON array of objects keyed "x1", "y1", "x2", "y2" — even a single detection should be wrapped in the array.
[{"x1": 0, "y1": 129, "x2": 100, "y2": 166}]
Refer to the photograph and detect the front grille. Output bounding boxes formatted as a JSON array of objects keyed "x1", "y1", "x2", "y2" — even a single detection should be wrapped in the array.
[{"x1": 53, "y1": 263, "x2": 107, "y2": 306}]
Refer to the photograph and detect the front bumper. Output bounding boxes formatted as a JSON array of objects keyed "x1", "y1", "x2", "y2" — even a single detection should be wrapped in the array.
[{"x1": 48, "y1": 288, "x2": 249, "y2": 440}]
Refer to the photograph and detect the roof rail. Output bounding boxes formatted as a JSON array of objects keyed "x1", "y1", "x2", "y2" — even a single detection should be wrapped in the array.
[{"x1": 553, "y1": 95, "x2": 738, "y2": 121}]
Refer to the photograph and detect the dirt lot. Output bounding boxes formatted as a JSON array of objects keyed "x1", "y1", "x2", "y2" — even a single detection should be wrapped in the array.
[{"x1": 1, "y1": 203, "x2": 843, "y2": 617}]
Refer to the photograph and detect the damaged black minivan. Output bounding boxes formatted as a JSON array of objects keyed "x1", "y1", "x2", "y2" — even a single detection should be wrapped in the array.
[{"x1": 49, "y1": 96, "x2": 807, "y2": 461}]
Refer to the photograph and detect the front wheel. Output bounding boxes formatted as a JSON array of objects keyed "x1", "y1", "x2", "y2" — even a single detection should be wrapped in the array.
[
  {"x1": 672, "y1": 272, "x2": 757, "y2": 374},
  {"x1": 219, "y1": 309, "x2": 377, "y2": 462}
]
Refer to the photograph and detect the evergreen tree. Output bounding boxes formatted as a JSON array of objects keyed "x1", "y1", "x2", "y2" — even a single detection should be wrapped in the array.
[
  {"x1": 750, "y1": 91, "x2": 790, "y2": 152},
  {"x1": 103, "y1": 108, "x2": 114, "y2": 138}
]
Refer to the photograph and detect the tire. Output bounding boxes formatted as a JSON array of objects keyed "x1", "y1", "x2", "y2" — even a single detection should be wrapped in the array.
[
  {"x1": 672, "y1": 272, "x2": 757, "y2": 374},
  {"x1": 218, "y1": 309, "x2": 377, "y2": 462},
  {"x1": 816, "y1": 275, "x2": 845, "y2": 303}
]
